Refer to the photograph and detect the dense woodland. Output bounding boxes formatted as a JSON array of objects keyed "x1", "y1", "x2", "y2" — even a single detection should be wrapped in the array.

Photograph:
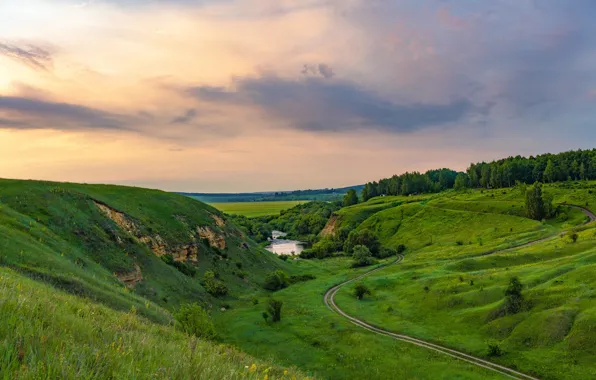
[{"x1": 362, "y1": 149, "x2": 596, "y2": 200}]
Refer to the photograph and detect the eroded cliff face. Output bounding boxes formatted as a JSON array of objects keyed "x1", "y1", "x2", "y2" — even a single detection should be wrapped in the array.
[
  {"x1": 94, "y1": 201, "x2": 202, "y2": 262},
  {"x1": 197, "y1": 226, "x2": 226, "y2": 250},
  {"x1": 117, "y1": 264, "x2": 143, "y2": 287},
  {"x1": 320, "y1": 214, "x2": 339, "y2": 237}
]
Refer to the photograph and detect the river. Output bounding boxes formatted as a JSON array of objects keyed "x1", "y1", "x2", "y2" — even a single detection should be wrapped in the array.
[{"x1": 265, "y1": 230, "x2": 305, "y2": 255}]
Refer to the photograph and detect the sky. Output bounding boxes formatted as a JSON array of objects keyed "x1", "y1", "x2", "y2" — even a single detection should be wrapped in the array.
[{"x1": 1, "y1": 0, "x2": 595, "y2": 192}]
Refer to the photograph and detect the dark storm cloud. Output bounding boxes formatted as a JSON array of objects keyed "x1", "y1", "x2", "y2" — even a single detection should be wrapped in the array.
[
  {"x1": 0, "y1": 96, "x2": 132, "y2": 130},
  {"x1": 0, "y1": 42, "x2": 53, "y2": 71},
  {"x1": 188, "y1": 75, "x2": 475, "y2": 133}
]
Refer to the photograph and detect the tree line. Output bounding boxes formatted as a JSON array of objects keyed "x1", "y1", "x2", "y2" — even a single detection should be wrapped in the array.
[
  {"x1": 361, "y1": 149, "x2": 596, "y2": 200},
  {"x1": 361, "y1": 168, "x2": 458, "y2": 201}
]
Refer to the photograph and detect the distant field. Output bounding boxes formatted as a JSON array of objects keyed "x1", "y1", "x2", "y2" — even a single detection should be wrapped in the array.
[{"x1": 209, "y1": 201, "x2": 308, "y2": 217}]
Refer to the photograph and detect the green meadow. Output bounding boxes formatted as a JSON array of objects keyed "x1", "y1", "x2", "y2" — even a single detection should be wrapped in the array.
[{"x1": 210, "y1": 201, "x2": 308, "y2": 217}]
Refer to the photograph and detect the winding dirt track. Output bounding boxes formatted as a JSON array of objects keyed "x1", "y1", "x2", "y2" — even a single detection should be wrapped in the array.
[{"x1": 323, "y1": 205, "x2": 595, "y2": 380}]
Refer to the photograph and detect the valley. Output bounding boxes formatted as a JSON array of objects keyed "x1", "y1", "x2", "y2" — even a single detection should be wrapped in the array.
[{"x1": 2, "y1": 171, "x2": 596, "y2": 379}]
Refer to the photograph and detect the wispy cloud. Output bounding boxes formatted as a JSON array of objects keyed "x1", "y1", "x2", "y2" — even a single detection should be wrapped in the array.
[
  {"x1": 0, "y1": 96, "x2": 132, "y2": 130},
  {"x1": 0, "y1": 42, "x2": 53, "y2": 71}
]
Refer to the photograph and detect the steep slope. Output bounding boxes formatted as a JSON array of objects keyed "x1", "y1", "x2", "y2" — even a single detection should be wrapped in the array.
[
  {"x1": 0, "y1": 179, "x2": 291, "y2": 317},
  {"x1": 0, "y1": 266, "x2": 305, "y2": 379}
]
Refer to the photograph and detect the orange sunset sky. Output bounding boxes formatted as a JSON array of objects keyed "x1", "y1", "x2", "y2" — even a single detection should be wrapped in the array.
[{"x1": 1, "y1": 0, "x2": 595, "y2": 192}]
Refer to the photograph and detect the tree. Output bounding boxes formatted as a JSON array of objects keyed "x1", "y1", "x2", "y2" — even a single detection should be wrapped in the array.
[
  {"x1": 264, "y1": 270, "x2": 289, "y2": 291},
  {"x1": 543, "y1": 159, "x2": 556, "y2": 183},
  {"x1": 504, "y1": 276, "x2": 524, "y2": 315},
  {"x1": 353, "y1": 282, "x2": 371, "y2": 300},
  {"x1": 174, "y1": 303, "x2": 216, "y2": 340},
  {"x1": 352, "y1": 245, "x2": 375, "y2": 267},
  {"x1": 525, "y1": 182, "x2": 545, "y2": 221},
  {"x1": 543, "y1": 192, "x2": 555, "y2": 218},
  {"x1": 344, "y1": 229, "x2": 380, "y2": 255},
  {"x1": 580, "y1": 162, "x2": 587, "y2": 180},
  {"x1": 267, "y1": 299, "x2": 283, "y2": 322},
  {"x1": 343, "y1": 189, "x2": 359, "y2": 207},
  {"x1": 203, "y1": 271, "x2": 228, "y2": 297},
  {"x1": 454, "y1": 173, "x2": 470, "y2": 191}
]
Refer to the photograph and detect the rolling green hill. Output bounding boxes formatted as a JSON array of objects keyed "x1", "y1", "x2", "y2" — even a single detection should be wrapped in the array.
[
  {"x1": 213, "y1": 181, "x2": 596, "y2": 379},
  {"x1": 0, "y1": 178, "x2": 305, "y2": 378}
]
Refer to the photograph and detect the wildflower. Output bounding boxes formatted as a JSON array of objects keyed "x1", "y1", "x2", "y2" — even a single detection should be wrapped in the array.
[
  {"x1": 284, "y1": 370, "x2": 288, "y2": 376},
  {"x1": 249, "y1": 364, "x2": 257, "y2": 373}
]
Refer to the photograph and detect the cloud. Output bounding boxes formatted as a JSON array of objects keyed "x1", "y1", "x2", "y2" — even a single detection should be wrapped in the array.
[
  {"x1": 187, "y1": 74, "x2": 475, "y2": 133},
  {"x1": 0, "y1": 42, "x2": 53, "y2": 71},
  {"x1": 0, "y1": 96, "x2": 132, "y2": 130},
  {"x1": 301, "y1": 63, "x2": 334, "y2": 79},
  {"x1": 171, "y1": 108, "x2": 197, "y2": 124}
]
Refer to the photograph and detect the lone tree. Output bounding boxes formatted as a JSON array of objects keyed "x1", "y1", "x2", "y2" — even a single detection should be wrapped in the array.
[
  {"x1": 525, "y1": 182, "x2": 545, "y2": 221},
  {"x1": 504, "y1": 276, "x2": 524, "y2": 315},
  {"x1": 343, "y1": 189, "x2": 359, "y2": 207},
  {"x1": 353, "y1": 282, "x2": 372, "y2": 300},
  {"x1": 267, "y1": 299, "x2": 283, "y2": 322}
]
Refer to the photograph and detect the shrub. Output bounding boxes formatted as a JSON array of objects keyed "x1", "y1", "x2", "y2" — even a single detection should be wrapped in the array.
[
  {"x1": 377, "y1": 246, "x2": 397, "y2": 259},
  {"x1": 487, "y1": 343, "x2": 503, "y2": 357},
  {"x1": 299, "y1": 249, "x2": 316, "y2": 259},
  {"x1": 568, "y1": 230, "x2": 579, "y2": 243},
  {"x1": 289, "y1": 274, "x2": 316, "y2": 283},
  {"x1": 344, "y1": 229, "x2": 380, "y2": 255},
  {"x1": 264, "y1": 270, "x2": 289, "y2": 291},
  {"x1": 161, "y1": 254, "x2": 197, "y2": 277},
  {"x1": 267, "y1": 299, "x2": 283, "y2": 322},
  {"x1": 503, "y1": 276, "x2": 524, "y2": 315},
  {"x1": 456, "y1": 240, "x2": 464, "y2": 246},
  {"x1": 174, "y1": 303, "x2": 216, "y2": 340},
  {"x1": 396, "y1": 244, "x2": 407, "y2": 255},
  {"x1": 252, "y1": 298, "x2": 259, "y2": 305},
  {"x1": 353, "y1": 282, "x2": 371, "y2": 300},
  {"x1": 203, "y1": 271, "x2": 228, "y2": 297},
  {"x1": 351, "y1": 245, "x2": 375, "y2": 268}
]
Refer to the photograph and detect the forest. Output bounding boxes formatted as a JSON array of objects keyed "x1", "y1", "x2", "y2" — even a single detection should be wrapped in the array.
[{"x1": 361, "y1": 149, "x2": 596, "y2": 200}]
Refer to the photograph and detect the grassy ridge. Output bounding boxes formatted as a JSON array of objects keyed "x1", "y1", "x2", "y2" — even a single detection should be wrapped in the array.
[
  {"x1": 0, "y1": 178, "x2": 291, "y2": 314},
  {"x1": 210, "y1": 201, "x2": 308, "y2": 217}
]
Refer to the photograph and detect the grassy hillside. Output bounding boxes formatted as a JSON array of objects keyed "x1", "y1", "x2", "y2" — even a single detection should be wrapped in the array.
[
  {"x1": 0, "y1": 178, "x2": 310, "y2": 378},
  {"x1": 0, "y1": 179, "x2": 291, "y2": 314},
  {"x1": 0, "y1": 266, "x2": 305, "y2": 379},
  {"x1": 214, "y1": 181, "x2": 596, "y2": 379}
]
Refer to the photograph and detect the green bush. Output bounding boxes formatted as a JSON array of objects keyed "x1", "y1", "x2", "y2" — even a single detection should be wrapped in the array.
[
  {"x1": 353, "y1": 282, "x2": 371, "y2": 300},
  {"x1": 203, "y1": 271, "x2": 228, "y2": 297},
  {"x1": 344, "y1": 229, "x2": 380, "y2": 255},
  {"x1": 264, "y1": 270, "x2": 290, "y2": 291},
  {"x1": 267, "y1": 299, "x2": 283, "y2": 322},
  {"x1": 504, "y1": 276, "x2": 524, "y2": 315},
  {"x1": 160, "y1": 254, "x2": 197, "y2": 277},
  {"x1": 352, "y1": 245, "x2": 375, "y2": 268},
  {"x1": 174, "y1": 303, "x2": 216, "y2": 340},
  {"x1": 487, "y1": 343, "x2": 503, "y2": 357},
  {"x1": 289, "y1": 274, "x2": 316, "y2": 283},
  {"x1": 377, "y1": 246, "x2": 397, "y2": 258}
]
